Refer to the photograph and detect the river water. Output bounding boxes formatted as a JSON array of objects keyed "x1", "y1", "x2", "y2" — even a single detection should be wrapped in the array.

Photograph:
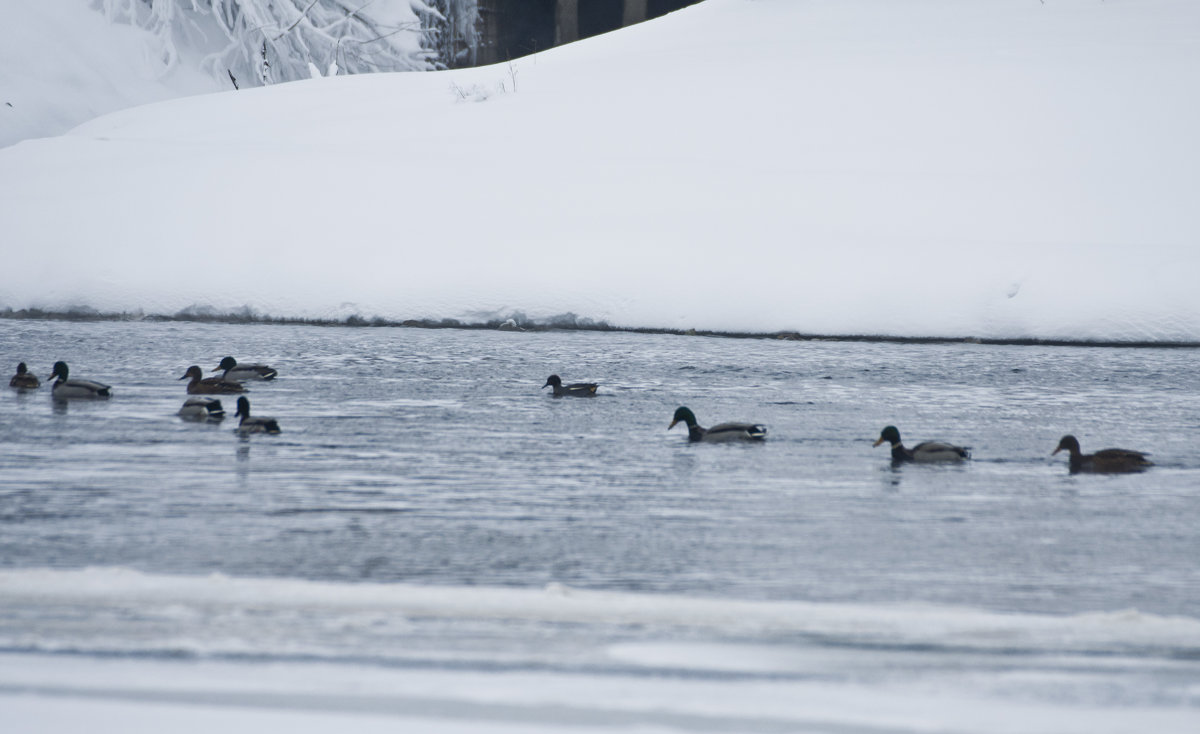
[{"x1": 1, "y1": 319, "x2": 1198, "y2": 732}]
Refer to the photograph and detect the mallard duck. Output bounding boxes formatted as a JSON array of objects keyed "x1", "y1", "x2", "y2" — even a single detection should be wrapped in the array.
[
  {"x1": 543, "y1": 374, "x2": 598, "y2": 397},
  {"x1": 873, "y1": 425, "x2": 969, "y2": 462},
  {"x1": 669, "y1": 406, "x2": 766, "y2": 443},
  {"x1": 180, "y1": 365, "x2": 245, "y2": 394},
  {"x1": 178, "y1": 397, "x2": 225, "y2": 421},
  {"x1": 214, "y1": 356, "x2": 277, "y2": 382},
  {"x1": 9, "y1": 362, "x2": 39, "y2": 389},
  {"x1": 233, "y1": 396, "x2": 281, "y2": 434},
  {"x1": 1052, "y1": 435, "x2": 1152, "y2": 474},
  {"x1": 48, "y1": 361, "x2": 111, "y2": 399}
]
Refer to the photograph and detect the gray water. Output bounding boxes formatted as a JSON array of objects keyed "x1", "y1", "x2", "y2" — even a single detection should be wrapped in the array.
[
  {"x1": 3, "y1": 319, "x2": 1197, "y2": 617},
  {"x1": 4, "y1": 319, "x2": 1200, "y2": 730}
]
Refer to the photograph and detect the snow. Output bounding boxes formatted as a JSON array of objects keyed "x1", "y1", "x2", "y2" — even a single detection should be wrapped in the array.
[
  {"x1": 0, "y1": 1, "x2": 224, "y2": 148},
  {"x1": 2, "y1": 0, "x2": 1199, "y2": 341}
]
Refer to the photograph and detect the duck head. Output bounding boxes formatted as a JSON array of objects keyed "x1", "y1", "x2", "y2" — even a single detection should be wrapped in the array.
[
  {"x1": 50, "y1": 361, "x2": 69, "y2": 381},
  {"x1": 234, "y1": 396, "x2": 251, "y2": 418},
  {"x1": 669, "y1": 407, "x2": 698, "y2": 431},
  {"x1": 16, "y1": 362, "x2": 29, "y2": 375},
  {"x1": 542, "y1": 375, "x2": 562, "y2": 389},
  {"x1": 214, "y1": 356, "x2": 238, "y2": 373},
  {"x1": 874, "y1": 425, "x2": 902, "y2": 447},
  {"x1": 180, "y1": 365, "x2": 205, "y2": 381},
  {"x1": 1052, "y1": 435, "x2": 1081, "y2": 457}
]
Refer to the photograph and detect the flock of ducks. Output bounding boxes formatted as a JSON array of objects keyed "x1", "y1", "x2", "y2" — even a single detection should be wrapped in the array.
[
  {"x1": 543, "y1": 375, "x2": 1152, "y2": 474},
  {"x1": 9, "y1": 362, "x2": 1154, "y2": 472},
  {"x1": 10, "y1": 358, "x2": 281, "y2": 435}
]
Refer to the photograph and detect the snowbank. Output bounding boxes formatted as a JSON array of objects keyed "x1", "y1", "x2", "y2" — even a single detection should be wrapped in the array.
[
  {"x1": 2, "y1": 0, "x2": 1198, "y2": 341},
  {"x1": 0, "y1": 1, "x2": 223, "y2": 148}
]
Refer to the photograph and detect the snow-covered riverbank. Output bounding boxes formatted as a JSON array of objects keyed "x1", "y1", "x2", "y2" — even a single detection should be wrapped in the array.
[{"x1": 3, "y1": 0, "x2": 1197, "y2": 340}]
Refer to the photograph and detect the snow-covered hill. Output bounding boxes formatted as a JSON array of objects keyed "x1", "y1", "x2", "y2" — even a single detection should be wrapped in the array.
[
  {"x1": 2, "y1": 0, "x2": 1198, "y2": 341},
  {"x1": 0, "y1": 2, "x2": 223, "y2": 147}
]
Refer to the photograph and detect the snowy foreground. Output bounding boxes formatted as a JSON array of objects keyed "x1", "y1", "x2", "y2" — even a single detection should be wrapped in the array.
[
  {"x1": 3, "y1": 568, "x2": 1199, "y2": 734},
  {"x1": 2, "y1": 0, "x2": 1199, "y2": 340}
]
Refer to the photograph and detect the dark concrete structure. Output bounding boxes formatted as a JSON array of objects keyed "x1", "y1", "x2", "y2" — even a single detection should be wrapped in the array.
[{"x1": 467, "y1": 0, "x2": 703, "y2": 66}]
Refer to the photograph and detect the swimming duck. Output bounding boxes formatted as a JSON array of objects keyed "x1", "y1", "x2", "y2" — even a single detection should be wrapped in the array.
[
  {"x1": 233, "y1": 396, "x2": 281, "y2": 434},
  {"x1": 543, "y1": 374, "x2": 598, "y2": 397},
  {"x1": 1052, "y1": 435, "x2": 1151, "y2": 474},
  {"x1": 214, "y1": 356, "x2": 277, "y2": 382},
  {"x1": 669, "y1": 407, "x2": 766, "y2": 443},
  {"x1": 180, "y1": 365, "x2": 245, "y2": 394},
  {"x1": 48, "y1": 361, "x2": 111, "y2": 399},
  {"x1": 873, "y1": 425, "x2": 969, "y2": 462},
  {"x1": 9, "y1": 362, "x2": 39, "y2": 389},
  {"x1": 178, "y1": 397, "x2": 225, "y2": 421}
]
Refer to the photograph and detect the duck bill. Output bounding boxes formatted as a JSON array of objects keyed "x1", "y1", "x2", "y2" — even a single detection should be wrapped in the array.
[
  {"x1": 1051, "y1": 446, "x2": 1062, "y2": 456},
  {"x1": 872, "y1": 437, "x2": 885, "y2": 447},
  {"x1": 668, "y1": 419, "x2": 679, "y2": 430}
]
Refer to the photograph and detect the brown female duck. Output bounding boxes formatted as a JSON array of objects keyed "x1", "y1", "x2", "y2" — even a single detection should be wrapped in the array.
[
  {"x1": 1052, "y1": 435, "x2": 1152, "y2": 474},
  {"x1": 180, "y1": 365, "x2": 245, "y2": 394},
  {"x1": 9, "y1": 362, "x2": 39, "y2": 389},
  {"x1": 542, "y1": 374, "x2": 598, "y2": 397}
]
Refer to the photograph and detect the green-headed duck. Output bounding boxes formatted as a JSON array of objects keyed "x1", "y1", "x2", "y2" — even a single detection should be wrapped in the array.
[
  {"x1": 669, "y1": 406, "x2": 766, "y2": 443},
  {"x1": 214, "y1": 356, "x2": 277, "y2": 382},
  {"x1": 543, "y1": 374, "x2": 598, "y2": 397},
  {"x1": 49, "y1": 361, "x2": 111, "y2": 399},
  {"x1": 874, "y1": 425, "x2": 969, "y2": 462},
  {"x1": 179, "y1": 397, "x2": 226, "y2": 421},
  {"x1": 234, "y1": 396, "x2": 281, "y2": 434}
]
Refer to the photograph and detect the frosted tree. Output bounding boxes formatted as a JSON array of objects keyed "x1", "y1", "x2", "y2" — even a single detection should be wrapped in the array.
[
  {"x1": 414, "y1": 0, "x2": 480, "y2": 69},
  {"x1": 91, "y1": 0, "x2": 463, "y2": 88}
]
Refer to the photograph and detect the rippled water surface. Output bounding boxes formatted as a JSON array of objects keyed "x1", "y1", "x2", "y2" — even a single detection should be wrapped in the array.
[
  {"x1": 4, "y1": 319, "x2": 1200, "y2": 730},
  {"x1": 3, "y1": 319, "x2": 1197, "y2": 615}
]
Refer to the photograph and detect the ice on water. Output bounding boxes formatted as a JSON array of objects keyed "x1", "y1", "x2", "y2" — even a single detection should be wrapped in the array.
[{"x1": 2, "y1": 567, "x2": 1199, "y2": 733}]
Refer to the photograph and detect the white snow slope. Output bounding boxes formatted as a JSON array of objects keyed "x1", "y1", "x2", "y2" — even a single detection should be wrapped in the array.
[
  {"x1": 0, "y1": 1, "x2": 224, "y2": 148},
  {"x1": 2, "y1": 0, "x2": 1198, "y2": 341}
]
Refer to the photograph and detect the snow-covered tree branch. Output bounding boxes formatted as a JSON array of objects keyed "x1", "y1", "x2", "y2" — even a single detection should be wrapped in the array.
[
  {"x1": 91, "y1": 0, "x2": 466, "y2": 87},
  {"x1": 413, "y1": 0, "x2": 480, "y2": 69}
]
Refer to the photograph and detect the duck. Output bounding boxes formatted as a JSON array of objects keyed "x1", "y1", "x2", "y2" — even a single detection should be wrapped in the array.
[
  {"x1": 543, "y1": 374, "x2": 598, "y2": 397},
  {"x1": 233, "y1": 396, "x2": 281, "y2": 434},
  {"x1": 873, "y1": 425, "x2": 969, "y2": 462},
  {"x1": 214, "y1": 356, "x2": 277, "y2": 382},
  {"x1": 1052, "y1": 435, "x2": 1152, "y2": 474},
  {"x1": 9, "y1": 362, "x2": 40, "y2": 389},
  {"x1": 669, "y1": 406, "x2": 766, "y2": 443},
  {"x1": 48, "y1": 361, "x2": 111, "y2": 399},
  {"x1": 180, "y1": 365, "x2": 245, "y2": 394},
  {"x1": 178, "y1": 396, "x2": 225, "y2": 421}
]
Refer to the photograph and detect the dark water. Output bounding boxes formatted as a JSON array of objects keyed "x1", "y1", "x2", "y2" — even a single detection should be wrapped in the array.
[{"x1": 2, "y1": 319, "x2": 1197, "y2": 617}]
